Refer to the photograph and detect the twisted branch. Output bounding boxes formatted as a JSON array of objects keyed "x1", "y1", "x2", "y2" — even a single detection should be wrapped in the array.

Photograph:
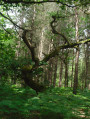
[
  {"x1": 50, "y1": 15, "x2": 70, "y2": 44},
  {"x1": 22, "y1": 30, "x2": 39, "y2": 65}
]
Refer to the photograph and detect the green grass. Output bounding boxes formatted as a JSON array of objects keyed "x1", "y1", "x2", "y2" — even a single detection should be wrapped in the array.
[{"x1": 0, "y1": 84, "x2": 90, "y2": 119}]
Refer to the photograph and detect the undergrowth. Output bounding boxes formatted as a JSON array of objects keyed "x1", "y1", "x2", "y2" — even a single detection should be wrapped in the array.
[{"x1": 0, "y1": 83, "x2": 90, "y2": 119}]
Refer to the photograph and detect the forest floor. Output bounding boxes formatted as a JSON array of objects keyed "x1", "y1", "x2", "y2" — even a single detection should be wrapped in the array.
[{"x1": 0, "y1": 83, "x2": 90, "y2": 119}]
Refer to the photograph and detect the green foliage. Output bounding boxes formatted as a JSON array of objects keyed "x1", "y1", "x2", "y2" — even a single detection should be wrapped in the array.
[
  {"x1": 0, "y1": 85, "x2": 90, "y2": 119},
  {"x1": 0, "y1": 0, "x2": 90, "y2": 118},
  {"x1": 0, "y1": 42, "x2": 15, "y2": 78},
  {"x1": 0, "y1": 83, "x2": 36, "y2": 119},
  {"x1": 0, "y1": 27, "x2": 34, "y2": 82}
]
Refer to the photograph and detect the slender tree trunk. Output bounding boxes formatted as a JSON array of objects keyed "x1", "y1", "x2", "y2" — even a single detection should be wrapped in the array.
[
  {"x1": 73, "y1": 7, "x2": 79, "y2": 94},
  {"x1": 64, "y1": 50, "x2": 69, "y2": 87},
  {"x1": 73, "y1": 49, "x2": 79, "y2": 94},
  {"x1": 85, "y1": 43, "x2": 88, "y2": 88},
  {"x1": 71, "y1": 50, "x2": 74, "y2": 87},
  {"x1": 53, "y1": 58, "x2": 58, "y2": 87},
  {"x1": 44, "y1": 66, "x2": 48, "y2": 84},
  {"x1": 48, "y1": 59, "x2": 53, "y2": 86},
  {"x1": 65, "y1": 61, "x2": 68, "y2": 87},
  {"x1": 85, "y1": 43, "x2": 90, "y2": 89},
  {"x1": 59, "y1": 60, "x2": 63, "y2": 87},
  {"x1": 81, "y1": 68, "x2": 85, "y2": 90}
]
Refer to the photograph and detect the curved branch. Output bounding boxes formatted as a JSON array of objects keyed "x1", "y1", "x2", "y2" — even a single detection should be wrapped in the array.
[
  {"x1": 0, "y1": 11, "x2": 39, "y2": 65},
  {"x1": 0, "y1": 12, "x2": 25, "y2": 30},
  {"x1": 42, "y1": 39, "x2": 90, "y2": 62},
  {"x1": 22, "y1": 30, "x2": 39, "y2": 65},
  {"x1": 50, "y1": 16, "x2": 70, "y2": 44}
]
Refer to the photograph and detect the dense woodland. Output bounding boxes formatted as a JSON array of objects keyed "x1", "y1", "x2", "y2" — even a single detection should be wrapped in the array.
[{"x1": 0, "y1": 0, "x2": 90, "y2": 119}]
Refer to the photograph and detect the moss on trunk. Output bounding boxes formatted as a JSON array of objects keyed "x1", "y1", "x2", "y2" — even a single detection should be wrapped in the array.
[{"x1": 21, "y1": 65, "x2": 45, "y2": 93}]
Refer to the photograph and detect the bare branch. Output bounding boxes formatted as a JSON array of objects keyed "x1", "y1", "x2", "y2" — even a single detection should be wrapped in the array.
[
  {"x1": 1, "y1": 25, "x2": 12, "y2": 35},
  {"x1": 0, "y1": 12, "x2": 25, "y2": 30}
]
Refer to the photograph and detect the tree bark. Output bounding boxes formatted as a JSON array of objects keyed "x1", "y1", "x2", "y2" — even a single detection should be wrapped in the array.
[
  {"x1": 73, "y1": 7, "x2": 79, "y2": 94},
  {"x1": 85, "y1": 43, "x2": 90, "y2": 89},
  {"x1": 53, "y1": 58, "x2": 58, "y2": 87},
  {"x1": 65, "y1": 60, "x2": 68, "y2": 87},
  {"x1": 59, "y1": 60, "x2": 63, "y2": 87},
  {"x1": 21, "y1": 66, "x2": 45, "y2": 93},
  {"x1": 44, "y1": 66, "x2": 48, "y2": 85},
  {"x1": 71, "y1": 50, "x2": 74, "y2": 87},
  {"x1": 48, "y1": 59, "x2": 53, "y2": 86},
  {"x1": 73, "y1": 49, "x2": 79, "y2": 94}
]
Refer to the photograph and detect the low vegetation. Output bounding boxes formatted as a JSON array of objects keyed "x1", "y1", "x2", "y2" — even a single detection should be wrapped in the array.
[{"x1": 0, "y1": 83, "x2": 90, "y2": 119}]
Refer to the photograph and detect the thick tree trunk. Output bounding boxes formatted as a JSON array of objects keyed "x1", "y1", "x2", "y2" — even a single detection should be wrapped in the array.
[{"x1": 21, "y1": 65, "x2": 45, "y2": 93}]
